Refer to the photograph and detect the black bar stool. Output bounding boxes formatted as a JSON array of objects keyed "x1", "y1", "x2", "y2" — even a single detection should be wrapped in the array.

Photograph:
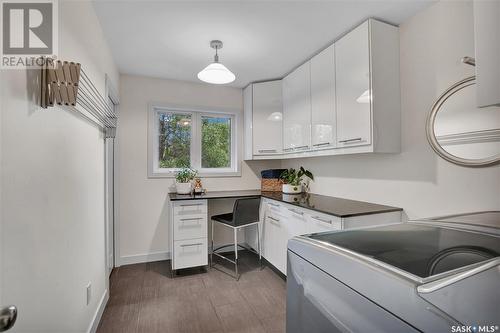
[{"x1": 210, "y1": 197, "x2": 262, "y2": 280}]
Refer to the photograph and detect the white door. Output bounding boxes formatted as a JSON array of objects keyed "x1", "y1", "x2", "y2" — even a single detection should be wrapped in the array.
[
  {"x1": 335, "y1": 21, "x2": 372, "y2": 147},
  {"x1": 311, "y1": 44, "x2": 336, "y2": 149},
  {"x1": 252, "y1": 81, "x2": 283, "y2": 155},
  {"x1": 282, "y1": 61, "x2": 312, "y2": 152}
]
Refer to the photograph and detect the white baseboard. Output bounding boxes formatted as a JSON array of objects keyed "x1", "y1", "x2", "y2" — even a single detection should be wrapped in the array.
[
  {"x1": 117, "y1": 243, "x2": 253, "y2": 267},
  {"x1": 87, "y1": 289, "x2": 109, "y2": 333},
  {"x1": 118, "y1": 251, "x2": 170, "y2": 266}
]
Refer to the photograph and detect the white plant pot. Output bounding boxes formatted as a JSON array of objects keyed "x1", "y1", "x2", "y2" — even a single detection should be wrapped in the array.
[
  {"x1": 282, "y1": 183, "x2": 302, "y2": 194},
  {"x1": 176, "y1": 182, "x2": 192, "y2": 194}
]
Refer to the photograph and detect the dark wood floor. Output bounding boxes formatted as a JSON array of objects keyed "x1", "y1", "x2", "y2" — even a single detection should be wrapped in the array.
[{"x1": 97, "y1": 251, "x2": 286, "y2": 333}]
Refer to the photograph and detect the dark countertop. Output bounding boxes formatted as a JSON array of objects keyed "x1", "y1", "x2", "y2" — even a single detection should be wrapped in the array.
[
  {"x1": 169, "y1": 190, "x2": 402, "y2": 218},
  {"x1": 169, "y1": 190, "x2": 262, "y2": 201}
]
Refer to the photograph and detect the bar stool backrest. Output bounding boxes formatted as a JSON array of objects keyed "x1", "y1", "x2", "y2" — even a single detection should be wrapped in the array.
[{"x1": 232, "y1": 197, "x2": 261, "y2": 227}]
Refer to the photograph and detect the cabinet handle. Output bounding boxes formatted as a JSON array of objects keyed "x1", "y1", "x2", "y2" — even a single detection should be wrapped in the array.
[
  {"x1": 268, "y1": 202, "x2": 280, "y2": 207},
  {"x1": 288, "y1": 208, "x2": 304, "y2": 216},
  {"x1": 180, "y1": 217, "x2": 202, "y2": 222},
  {"x1": 268, "y1": 216, "x2": 280, "y2": 223},
  {"x1": 179, "y1": 203, "x2": 203, "y2": 207},
  {"x1": 312, "y1": 142, "x2": 331, "y2": 147},
  {"x1": 180, "y1": 242, "x2": 203, "y2": 248},
  {"x1": 311, "y1": 216, "x2": 333, "y2": 224},
  {"x1": 339, "y1": 138, "x2": 363, "y2": 144},
  {"x1": 283, "y1": 145, "x2": 309, "y2": 152},
  {"x1": 258, "y1": 149, "x2": 278, "y2": 153}
]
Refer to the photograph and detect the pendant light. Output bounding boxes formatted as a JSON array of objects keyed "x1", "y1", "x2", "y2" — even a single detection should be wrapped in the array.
[{"x1": 197, "y1": 40, "x2": 236, "y2": 84}]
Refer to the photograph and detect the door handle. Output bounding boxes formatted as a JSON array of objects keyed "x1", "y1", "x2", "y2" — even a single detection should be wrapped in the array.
[
  {"x1": 312, "y1": 142, "x2": 331, "y2": 147},
  {"x1": 0, "y1": 305, "x2": 17, "y2": 332},
  {"x1": 180, "y1": 242, "x2": 203, "y2": 248},
  {"x1": 338, "y1": 137, "x2": 363, "y2": 144},
  {"x1": 288, "y1": 208, "x2": 304, "y2": 216},
  {"x1": 311, "y1": 216, "x2": 332, "y2": 224}
]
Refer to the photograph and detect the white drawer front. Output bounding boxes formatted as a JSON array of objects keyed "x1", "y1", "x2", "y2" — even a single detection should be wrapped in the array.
[
  {"x1": 173, "y1": 200, "x2": 207, "y2": 216},
  {"x1": 264, "y1": 199, "x2": 284, "y2": 217},
  {"x1": 173, "y1": 215, "x2": 207, "y2": 241},
  {"x1": 173, "y1": 238, "x2": 208, "y2": 270},
  {"x1": 307, "y1": 212, "x2": 342, "y2": 233}
]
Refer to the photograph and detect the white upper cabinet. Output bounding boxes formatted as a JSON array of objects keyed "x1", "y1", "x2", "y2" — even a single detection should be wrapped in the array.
[
  {"x1": 252, "y1": 81, "x2": 283, "y2": 155},
  {"x1": 245, "y1": 18, "x2": 400, "y2": 160},
  {"x1": 282, "y1": 62, "x2": 312, "y2": 152},
  {"x1": 311, "y1": 44, "x2": 336, "y2": 150},
  {"x1": 473, "y1": 0, "x2": 500, "y2": 107},
  {"x1": 335, "y1": 21, "x2": 371, "y2": 147},
  {"x1": 335, "y1": 19, "x2": 400, "y2": 153},
  {"x1": 243, "y1": 85, "x2": 253, "y2": 160}
]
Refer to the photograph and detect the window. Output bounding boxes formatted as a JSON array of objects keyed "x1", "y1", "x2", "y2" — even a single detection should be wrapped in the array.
[
  {"x1": 148, "y1": 106, "x2": 238, "y2": 177},
  {"x1": 201, "y1": 115, "x2": 231, "y2": 169}
]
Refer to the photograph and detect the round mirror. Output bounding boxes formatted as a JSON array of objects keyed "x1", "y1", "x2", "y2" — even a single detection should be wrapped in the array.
[{"x1": 426, "y1": 76, "x2": 500, "y2": 167}]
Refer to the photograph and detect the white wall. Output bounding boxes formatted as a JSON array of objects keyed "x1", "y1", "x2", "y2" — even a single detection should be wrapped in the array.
[
  {"x1": 282, "y1": 0, "x2": 500, "y2": 219},
  {"x1": 0, "y1": 1, "x2": 118, "y2": 332},
  {"x1": 117, "y1": 74, "x2": 278, "y2": 264}
]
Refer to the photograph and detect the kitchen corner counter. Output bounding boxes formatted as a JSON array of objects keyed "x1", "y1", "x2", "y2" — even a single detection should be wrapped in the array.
[{"x1": 168, "y1": 190, "x2": 402, "y2": 218}]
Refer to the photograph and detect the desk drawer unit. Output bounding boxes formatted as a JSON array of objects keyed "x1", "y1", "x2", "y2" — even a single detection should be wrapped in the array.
[{"x1": 171, "y1": 200, "x2": 208, "y2": 270}]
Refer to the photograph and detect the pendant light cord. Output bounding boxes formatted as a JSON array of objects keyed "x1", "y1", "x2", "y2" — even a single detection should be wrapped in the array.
[{"x1": 214, "y1": 46, "x2": 219, "y2": 63}]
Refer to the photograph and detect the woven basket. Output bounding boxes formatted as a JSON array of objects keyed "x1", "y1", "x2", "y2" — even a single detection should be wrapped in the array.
[{"x1": 261, "y1": 178, "x2": 283, "y2": 192}]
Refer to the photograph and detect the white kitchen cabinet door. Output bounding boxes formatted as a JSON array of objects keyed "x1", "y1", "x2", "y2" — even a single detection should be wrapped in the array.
[
  {"x1": 282, "y1": 61, "x2": 312, "y2": 152},
  {"x1": 311, "y1": 44, "x2": 336, "y2": 150},
  {"x1": 335, "y1": 21, "x2": 372, "y2": 148},
  {"x1": 243, "y1": 85, "x2": 253, "y2": 160},
  {"x1": 263, "y1": 211, "x2": 287, "y2": 274},
  {"x1": 253, "y1": 81, "x2": 283, "y2": 155},
  {"x1": 473, "y1": 0, "x2": 500, "y2": 107}
]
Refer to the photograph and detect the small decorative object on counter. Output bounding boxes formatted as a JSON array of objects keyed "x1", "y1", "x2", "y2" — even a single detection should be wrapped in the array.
[
  {"x1": 175, "y1": 168, "x2": 197, "y2": 194},
  {"x1": 280, "y1": 167, "x2": 314, "y2": 194},
  {"x1": 260, "y1": 169, "x2": 286, "y2": 192},
  {"x1": 193, "y1": 177, "x2": 205, "y2": 194}
]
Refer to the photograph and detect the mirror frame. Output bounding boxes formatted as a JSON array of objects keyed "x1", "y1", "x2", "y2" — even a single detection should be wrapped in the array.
[{"x1": 426, "y1": 76, "x2": 500, "y2": 167}]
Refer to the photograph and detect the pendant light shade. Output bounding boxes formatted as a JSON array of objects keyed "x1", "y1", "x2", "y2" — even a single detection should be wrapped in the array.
[{"x1": 197, "y1": 40, "x2": 236, "y2": 85}]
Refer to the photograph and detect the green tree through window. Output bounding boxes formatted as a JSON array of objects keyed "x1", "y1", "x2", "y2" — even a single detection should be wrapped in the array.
[
  {"x1": 158, "y1": 113, "x2": 191, "y2": 168},
  {"x1": 201, "y1": 116, "x2": 231, "y2": 168}
]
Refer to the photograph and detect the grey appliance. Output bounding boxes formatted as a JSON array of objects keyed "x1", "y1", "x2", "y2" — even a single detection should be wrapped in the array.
[{"x1": 287, "y1": 212, "x2": 500, "y2": 333}]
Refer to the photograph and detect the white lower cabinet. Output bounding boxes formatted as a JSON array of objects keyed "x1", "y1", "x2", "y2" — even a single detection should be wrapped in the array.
[
  {"x1": 170, "y1": 200, "x2": 208, "y2": 271},
  {"x1": 263, "y1": 211, "x2": 288, "y2": 274},
  {"x1": 261, "y1": 198, "x2": 401, "y2": 276}
]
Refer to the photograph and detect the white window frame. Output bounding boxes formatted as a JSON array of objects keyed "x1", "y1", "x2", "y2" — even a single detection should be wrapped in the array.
[{"x1": 148, "y1": 104, "x2": 240, "y2": 178}]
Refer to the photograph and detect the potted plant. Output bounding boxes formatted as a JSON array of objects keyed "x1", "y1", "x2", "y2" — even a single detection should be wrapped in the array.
[
  {"x1": 175, "y1": 168, "x2": 197, "y2": 194},
  {"x1": 280, "y1": 167, "x2": 314, "y2": 194}
]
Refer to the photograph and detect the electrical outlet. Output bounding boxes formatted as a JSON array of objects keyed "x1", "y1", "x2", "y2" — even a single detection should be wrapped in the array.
[{"x1": 86, "y1": 282, "x2": 92, "y2": 305}]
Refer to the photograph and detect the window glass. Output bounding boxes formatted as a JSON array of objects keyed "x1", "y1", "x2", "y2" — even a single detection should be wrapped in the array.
[
  {"x1": 158, "y1": 112, "x2": 191, "y2": 168},
  {"x1": 201, "y1": 116, "x2": 231, "y2": 168}
]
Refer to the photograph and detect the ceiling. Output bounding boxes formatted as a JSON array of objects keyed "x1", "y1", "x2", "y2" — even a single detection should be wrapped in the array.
[{"x1": 93, "y1": 0, "x2": 434, "y2": 88}]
